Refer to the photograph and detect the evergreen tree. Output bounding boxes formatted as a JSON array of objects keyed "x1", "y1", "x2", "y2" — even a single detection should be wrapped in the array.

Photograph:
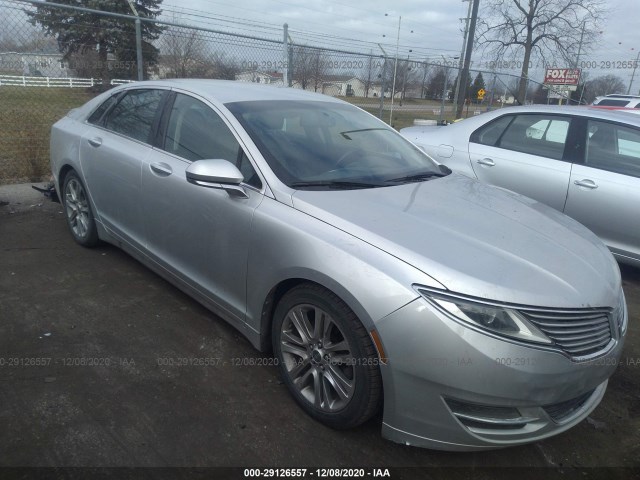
[
  {"x1": 28, "y1": 0, "x2": 164, "y2": 86},
  {"x1": 451, "y1": 73, "x2": 472, "y2": 101},
  {"x1": 471, "y1": 72, "x2": 486, "y2": 103}
]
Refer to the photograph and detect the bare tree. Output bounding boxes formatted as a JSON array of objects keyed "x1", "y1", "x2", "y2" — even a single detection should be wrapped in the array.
[
  {"x1": 419, "y1": 61, "x2": 430, "y2": 99},
  {"x1": 399, "y1": 61, "x2": 424, "y2": 100},
  {"x1": 0, "y1": 27, "x2": 56, "y2": 54},
  {"x1": 161, "y1": 26, "x2": 207, "y2": 78},
  {"x1": 583, "y1": 74, "x2": 626, "y2": 103},
  {"x1": 206, "y1": 52, "x2": 240, "y2": 80},
  {"x1": 310, "y1": 50, "x2": 328, "y2": 92},
  {"x1": 291, "y1": 46, "x2": 328, "y2": 91},
  {"x1": 360, "y1": 55, "x2": 379, "y2": 98},
  {"x1": 477, "y1": 0, "x2": 607, "y2": 104}
]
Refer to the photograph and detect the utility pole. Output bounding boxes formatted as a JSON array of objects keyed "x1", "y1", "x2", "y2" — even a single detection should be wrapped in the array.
[
  {"x1": 440, "y1": 55, "x2": 449, "y2": 123},
  {"x1": 628, "y1": 50, "x2": 640, "y2": 95},
  {"x1": 455, "y1": 0, "x2": 479, "y2": 118},
  {"x1": 126, "y1": 0, "x2": 143, "y2": 81},
  {"x1": 283, "y1": 24, "x2": 289, "y2": 87},
  {"x1": 378, "y1": 44, "x2": 388, "y2": 119},
  {"x1": 574, "y1": 22, "x2": 586, "y2": 69},
  {"x1": 571, "y1": 22, "x2": 586, "y2": 105},
  {"x1": 488, "y1": 72, "x2": 496, "y2": 111},
  {"x1": 453, "y1": 0, "x2": 472, "y2": 116},
  {"x1": 389, "y1": 15, "x2": 401, "y2": 125}
]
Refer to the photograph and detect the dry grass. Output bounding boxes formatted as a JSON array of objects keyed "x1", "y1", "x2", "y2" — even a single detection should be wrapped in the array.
[{"x1": 0, "y1": 86, "x2": 94, "y2": 184}]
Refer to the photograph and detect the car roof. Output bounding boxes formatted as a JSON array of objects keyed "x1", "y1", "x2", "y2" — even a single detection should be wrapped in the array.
[
  {"x1": 602, "y1": 94, "x2": 640, "y2": 99},
  {"x1": 400, "y1": 104, "x2": 640, "y2": 136},
  {"x1": 470, "y1": 104, "x2": 640, "y2": 127},
  {"x1": 114, "y1": 79, "x2": 345, "y2": 105}
]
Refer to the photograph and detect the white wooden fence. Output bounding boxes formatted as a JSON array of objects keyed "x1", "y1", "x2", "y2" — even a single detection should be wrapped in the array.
[{"x1": 0, "y1": 75, "x2": 134, "y2": 88}]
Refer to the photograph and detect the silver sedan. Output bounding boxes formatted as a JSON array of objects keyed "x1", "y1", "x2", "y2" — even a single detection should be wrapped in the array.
[
  {"x1": 401, "y1": 105, "x2": 640, "y2": 267},
  {"x1": 50, "y1": 80, "x2": 626, "y2": 451}
]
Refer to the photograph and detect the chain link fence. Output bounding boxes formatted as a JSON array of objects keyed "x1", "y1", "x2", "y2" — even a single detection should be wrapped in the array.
[{"x1": 1, "y1": 0, "x2": 548, "y2": 184}]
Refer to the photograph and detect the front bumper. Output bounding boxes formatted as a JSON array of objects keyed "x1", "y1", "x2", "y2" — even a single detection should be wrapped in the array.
[{"x1": 376, "y1": 297, "x2": 625, "y2": 451}]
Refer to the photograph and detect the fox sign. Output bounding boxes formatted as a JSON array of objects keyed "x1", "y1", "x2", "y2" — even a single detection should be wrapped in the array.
[{"x1": 544, "y1": 68, "x2": 581, "y2": 85}]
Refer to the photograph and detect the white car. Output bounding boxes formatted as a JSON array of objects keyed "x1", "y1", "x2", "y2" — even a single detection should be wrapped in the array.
[{"x1": 592, "y1": 94, "x2": 640, "y2": 108}]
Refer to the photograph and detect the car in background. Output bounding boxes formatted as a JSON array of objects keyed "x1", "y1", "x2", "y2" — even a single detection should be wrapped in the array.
[
  {"x1": 401, "y1": 105, "x2": 640, "y2": 268},
  {"x1": 50, "y1": 81, "x2": 626, "y2": 451},
  {"x1": 592, "y1": 94, "x2": 640, "y2": 108}
]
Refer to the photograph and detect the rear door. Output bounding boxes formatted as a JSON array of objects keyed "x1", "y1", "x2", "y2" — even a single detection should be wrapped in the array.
[
  {"x1": 564, "y1": 119, "x2": 640, "y2": 263},
  {"x1": 468, "y1": 113, "x2": 576, "y2": 211},
  {"x1": 80, "y1": 88, "x2": 167, "y2": 247}
]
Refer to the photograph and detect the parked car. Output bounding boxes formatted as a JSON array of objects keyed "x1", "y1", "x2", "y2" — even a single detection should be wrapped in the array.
[
  {"x1": 401, "y1": 105, "x2": 640, "y2": 268},
  {"x1": 51, "y1": 80, "x2": 626, "y2": 451},
  {"x1": 592, "y1": 94, "x2": 640, "y2": 108}
]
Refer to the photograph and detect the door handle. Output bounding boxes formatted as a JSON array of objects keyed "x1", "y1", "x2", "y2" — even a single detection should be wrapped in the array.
[
  {"x1": 87, "y1": 137, "x2": 102, "y2": 147},
  {"x1": 150, "y1": 162, "x2": 172, "y2": 176},
  {"x1": 574, "y1": 179, "x2": 598, "y2": 189},
  {"x1": 476, "y1": 158, "x2": 495, "y2": 166}
]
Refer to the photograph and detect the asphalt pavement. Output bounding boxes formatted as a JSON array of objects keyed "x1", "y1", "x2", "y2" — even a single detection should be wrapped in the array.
[{"x1": 1, "y1": 183, "x2": 639, "y2": 478}]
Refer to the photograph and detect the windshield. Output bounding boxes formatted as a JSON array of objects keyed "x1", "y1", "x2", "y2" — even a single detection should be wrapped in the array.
[{"x1": 226, "y1": 100, "x2": 446, "y2": 189}]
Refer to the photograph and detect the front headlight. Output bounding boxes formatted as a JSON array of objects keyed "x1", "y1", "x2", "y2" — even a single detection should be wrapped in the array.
[
  {"x1": 616, "y1": 290, "x2": 628, "y2": 336},
  {"x1": 416, "y1": 287, "x2": 552, "y2": 345}
]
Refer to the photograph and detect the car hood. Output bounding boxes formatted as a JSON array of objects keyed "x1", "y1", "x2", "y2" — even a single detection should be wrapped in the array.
[{"x1": 291, "y1": 174, "x2": 620, "y2": 308}]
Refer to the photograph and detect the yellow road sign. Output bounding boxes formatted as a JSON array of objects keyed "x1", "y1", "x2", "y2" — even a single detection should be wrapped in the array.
[{"x1": 477, "y1": 88, "x2": 486, "y2": 100}]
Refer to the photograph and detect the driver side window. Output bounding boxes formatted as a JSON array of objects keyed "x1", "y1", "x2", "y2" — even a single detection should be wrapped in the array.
[{"x1": 163, "y1": 94, "x2": 262, "y2": 189}]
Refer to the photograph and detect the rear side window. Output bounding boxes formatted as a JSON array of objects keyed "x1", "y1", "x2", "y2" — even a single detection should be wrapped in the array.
[
  {"x1": 104, "y1": 89, "x2": 164, "y2": 143},
  {"x1": 594, "y1": 99, "x2": 629, "y2": 107},
  {"x1": 586, "y1": 120, "x2": 640, "y2": 177},
  {"x1": 470, "y1": 115, "x2": 513, "y2": 146},
  {"x1": 496, "y1": 114, "x2": 571, "y2": 160}
]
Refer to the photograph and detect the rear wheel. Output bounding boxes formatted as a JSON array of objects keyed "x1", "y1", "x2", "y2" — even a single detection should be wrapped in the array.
[
  {"x1": 272, "y1": 283, "x2": 382, "y2": 429},
  {"x1": 62, "y1": 171, "x2": 99, "y2": 247}
]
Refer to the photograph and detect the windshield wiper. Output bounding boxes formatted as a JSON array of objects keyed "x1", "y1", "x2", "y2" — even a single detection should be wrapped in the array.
[
  {"x1": 290, "y1": 180, "x2": 385, "y2": 190},
  {"x1": 339, "y1": 128, "x2": 388, "y2": 140},
  {"x1": 385, "y1": 172, "x2": 447, "y2": 184}
]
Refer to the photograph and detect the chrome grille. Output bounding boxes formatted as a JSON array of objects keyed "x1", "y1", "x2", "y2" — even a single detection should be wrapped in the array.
[{"x1": 522, "y1": 309, "x2": 612, "y2": 358}]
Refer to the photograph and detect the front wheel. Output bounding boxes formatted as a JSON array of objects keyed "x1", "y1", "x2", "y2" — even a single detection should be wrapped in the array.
[
  {"x1": 62, "y1": 171, "x2": 99, "y2": 247},
  {"x1": 272, "y1": 283, "x2": 382, "y2": 429}
]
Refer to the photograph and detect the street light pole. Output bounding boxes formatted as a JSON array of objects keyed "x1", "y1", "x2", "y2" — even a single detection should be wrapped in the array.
[
  {"x1": 400, "y1": 52, "x2": 411, "y2": 105},
  {"x1": 377, "y1": 43, "x2": 388, "y2": 119},
  {"x1": 389, "y1": 15, "x2": 401, "y2": 125},
  {"x1": 440, "y1": 55, "x2": 449, "y2": 123}
]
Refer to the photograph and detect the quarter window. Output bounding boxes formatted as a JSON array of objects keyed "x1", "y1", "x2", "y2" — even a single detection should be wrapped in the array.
[
  {"x1": 164, "y1": 94, "x2": 262, "y2": 189},
  {"x1": 595, "y1": 99, "x2": 630, "y2": 107},
  {"x1": 103, "y1": 89, "x2": 164, "y2": 143},
  {"x1": 586, "y1": 120, "x2": 640, "y2": 177},
  {"x1": 470, "y1": 115, "x2": 513, "y2": 146}
]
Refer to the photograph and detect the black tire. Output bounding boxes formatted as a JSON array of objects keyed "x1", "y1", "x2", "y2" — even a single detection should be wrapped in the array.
[
  {"x1": 272, "y1": 283, "x2": 382, "y2": 429},
  {"x1": 62, "y1": 171, "x2": 99, "y2": 247}
]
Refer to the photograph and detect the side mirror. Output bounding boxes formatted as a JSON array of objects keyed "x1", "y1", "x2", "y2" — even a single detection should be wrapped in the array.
[{"x1": 186, "y1": 160, "x2": 248, "y2": 198}]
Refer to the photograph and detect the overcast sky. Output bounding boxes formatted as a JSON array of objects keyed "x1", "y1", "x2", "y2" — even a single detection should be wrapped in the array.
[{"x1": 163, "y1": 0, "x2": 639, "y2": 91}]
